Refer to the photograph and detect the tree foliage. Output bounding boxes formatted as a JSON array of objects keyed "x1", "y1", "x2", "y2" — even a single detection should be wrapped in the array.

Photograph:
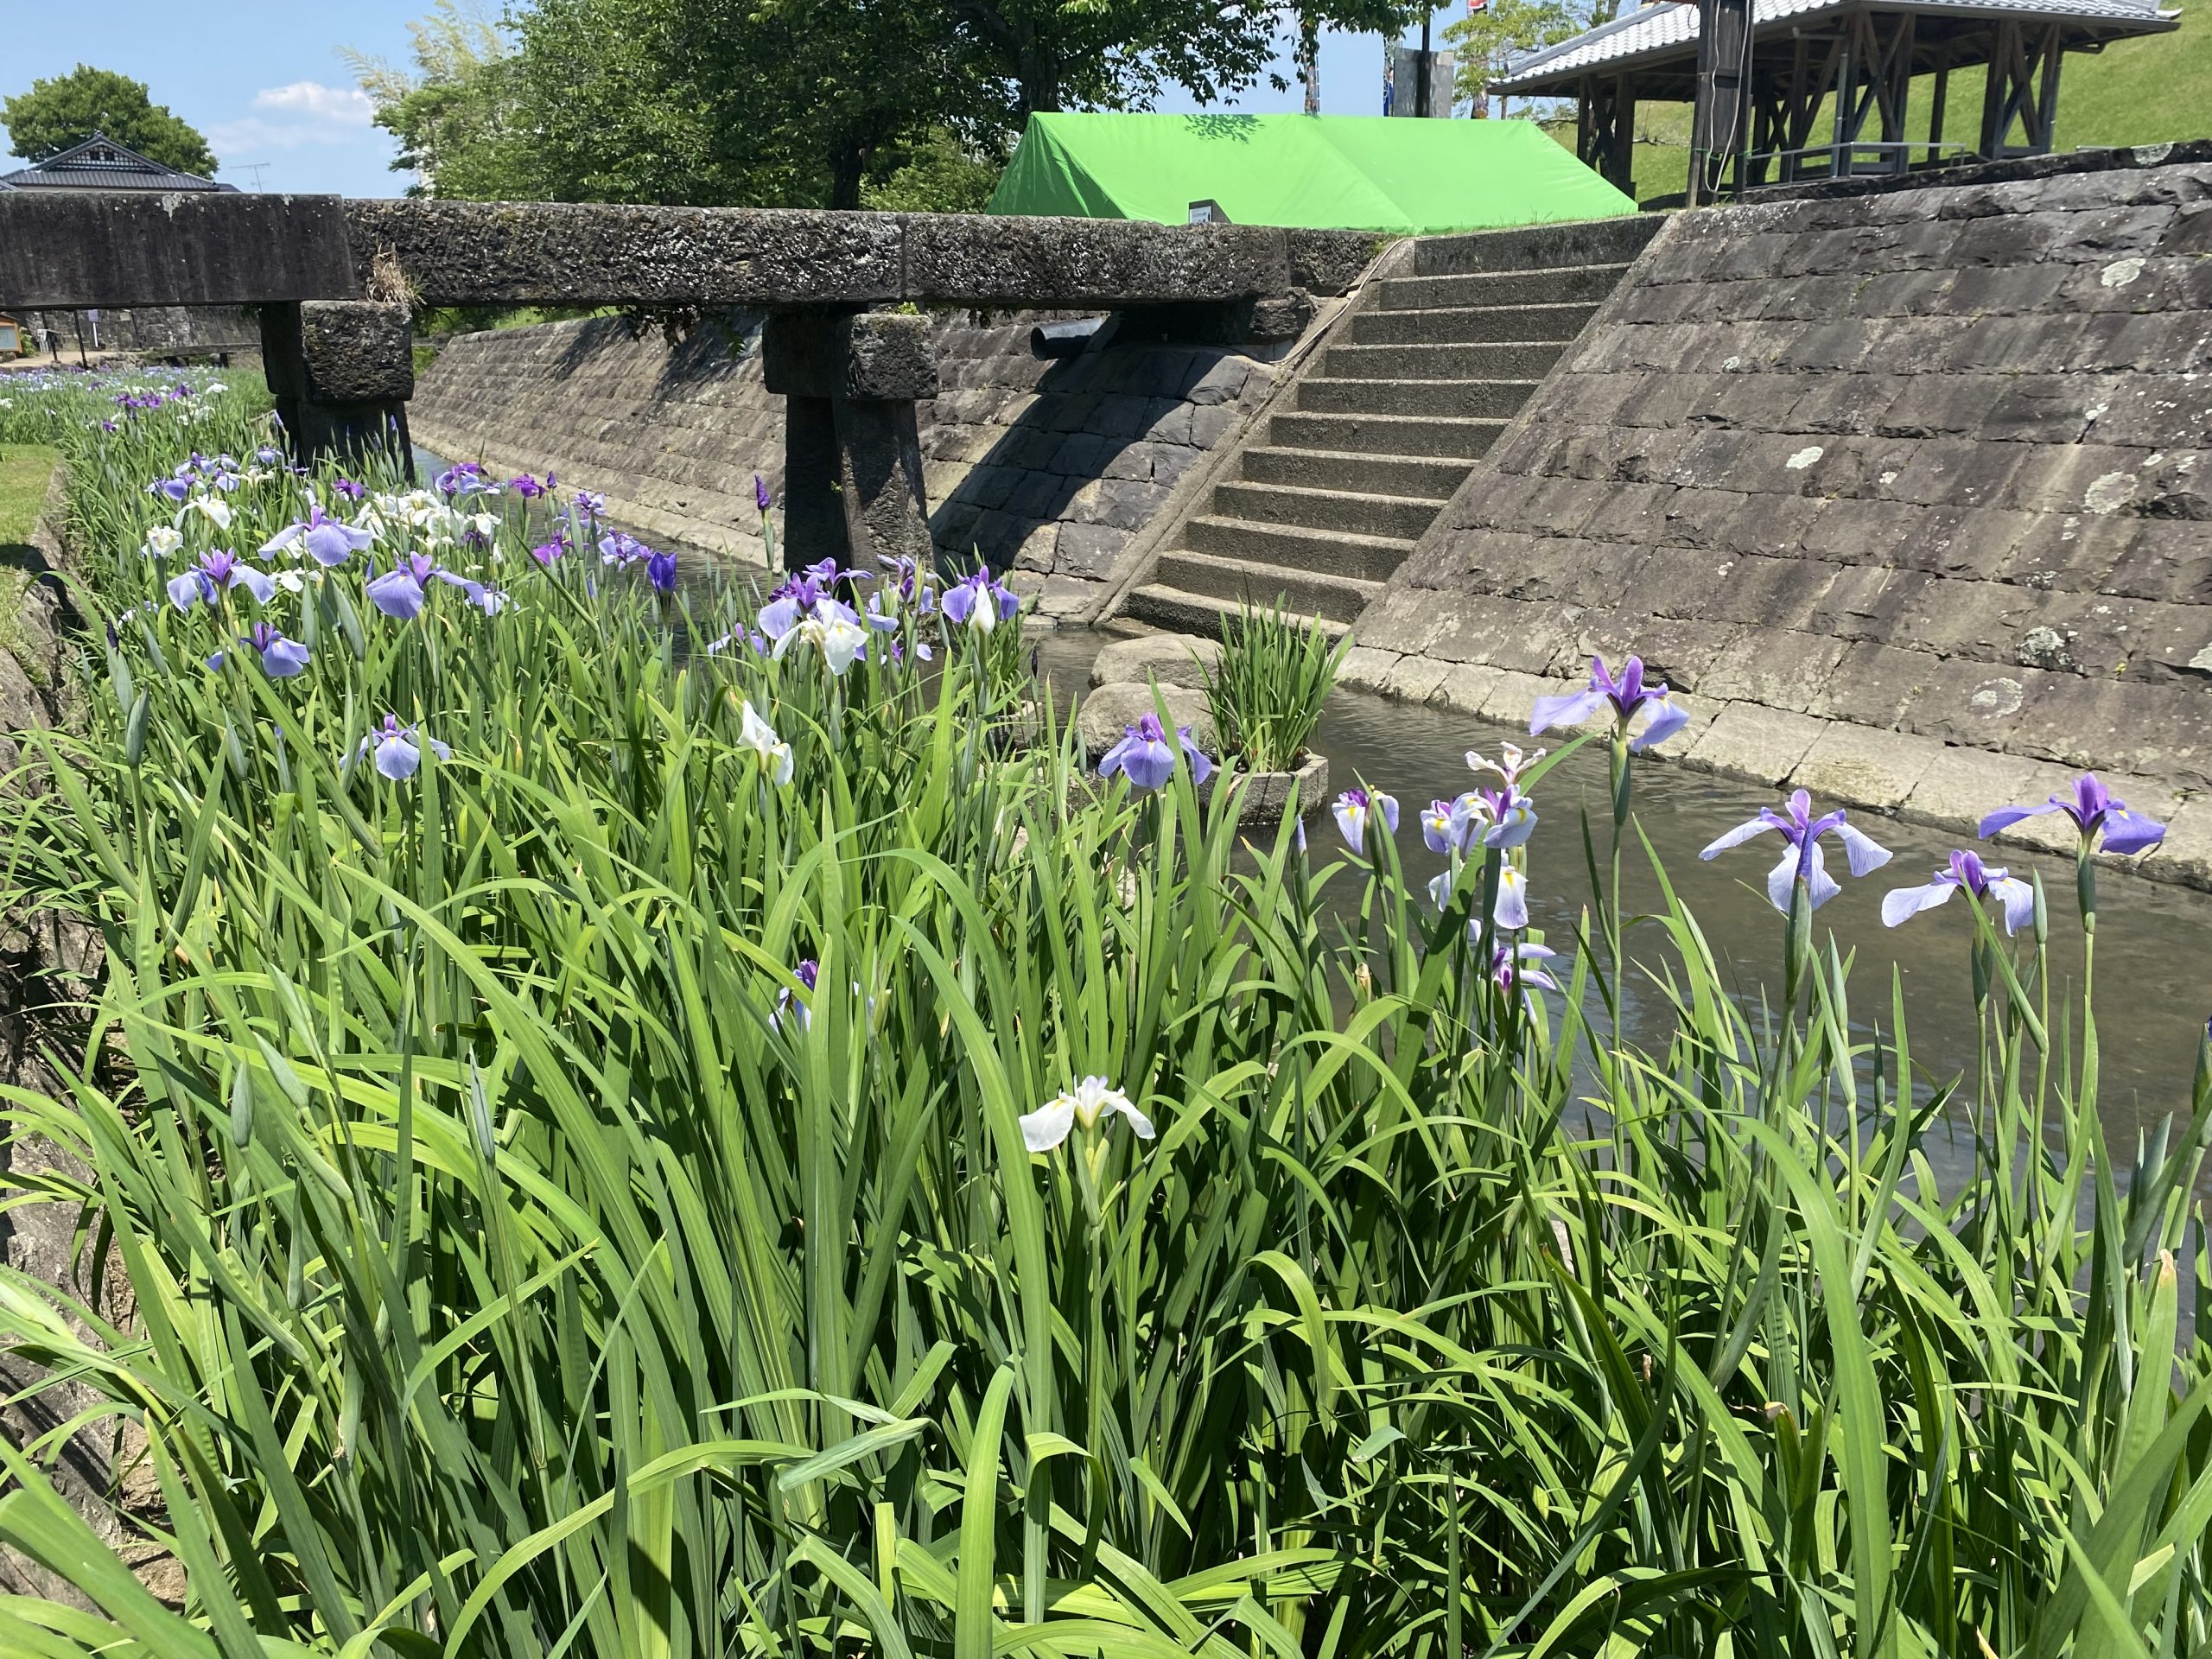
[
  {"x1": 340, "y1": 2, "x2": 540, "y2": 198},
  {"x1": 0, "y1": 64, "x2": 217, "y2": 176},
  {"x1": 1445, "y1": 0, "x2": 1586, "y2": 115}
]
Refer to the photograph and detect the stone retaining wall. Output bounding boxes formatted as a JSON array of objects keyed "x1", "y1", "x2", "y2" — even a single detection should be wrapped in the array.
[
  {"x1": 410, "y1": 311, "x2": 1286, "y2": 615},
  {"x1": 1348, "y1": 158, "x2": 2212, "y2": 889}
]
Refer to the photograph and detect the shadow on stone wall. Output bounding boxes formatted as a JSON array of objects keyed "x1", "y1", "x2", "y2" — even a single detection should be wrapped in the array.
[{"x1": 925, "y1": 319, "x2": 1281, "y2": 616}]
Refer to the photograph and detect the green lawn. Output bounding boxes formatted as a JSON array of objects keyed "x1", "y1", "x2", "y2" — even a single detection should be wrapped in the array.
[
  {"x1": 1544, "y1": 15, "x2": 2209, "y2": 205},
  {"x1": 0, "y1": 444, "x2": 60, "y2": 547}
]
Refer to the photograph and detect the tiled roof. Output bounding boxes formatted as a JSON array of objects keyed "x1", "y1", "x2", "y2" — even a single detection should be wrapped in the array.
[
  {"x1": 1496, "y1": 0, "x2": 2177, "y2": 88},
  {"x1": 0, "y1": 133, "x2": 232, "y2": 192}
]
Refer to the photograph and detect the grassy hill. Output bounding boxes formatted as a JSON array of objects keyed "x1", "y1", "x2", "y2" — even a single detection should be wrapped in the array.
[{"x1": 1543, "y1": 12, "x2": 2205, "y2": 205}]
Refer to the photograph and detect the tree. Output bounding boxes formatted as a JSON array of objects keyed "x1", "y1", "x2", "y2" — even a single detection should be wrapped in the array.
[
  {"x1": 344, "y1": 2, "x2": 541, "y2": 199},
  {"x1": 1445, "y1": 0, "x2": 1585, "y2": 118},
  {"x1": 1, "y1": 65, "x2": 218, "y2": 176}
]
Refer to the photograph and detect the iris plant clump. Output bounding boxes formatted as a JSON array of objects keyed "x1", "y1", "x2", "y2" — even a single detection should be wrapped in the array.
[{"x1": 3, "y1": 373, "x2": 2211, "y2": 1659}]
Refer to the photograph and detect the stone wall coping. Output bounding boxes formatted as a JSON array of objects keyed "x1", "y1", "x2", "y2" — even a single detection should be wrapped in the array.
[{"x1": 0, "y1": 190, "x2": 1377, "y2": 312}]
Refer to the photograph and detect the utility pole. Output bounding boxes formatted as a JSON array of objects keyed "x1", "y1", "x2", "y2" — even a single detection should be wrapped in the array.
[
  {"x1": 1688, "y1": 0, "x2": 1752, "y2": 204},
  {"x1": 1415, "y1": 5, "x2": 1434, "y2": 116}
]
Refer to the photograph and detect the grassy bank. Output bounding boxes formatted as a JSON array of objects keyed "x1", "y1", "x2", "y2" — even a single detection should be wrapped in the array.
[
  {"x1": 0, "y1": 373, "x2": 2209, "y2": 1657},
  {"x1": 0, "y1": 444, "x2": 60, "y2": 548}
]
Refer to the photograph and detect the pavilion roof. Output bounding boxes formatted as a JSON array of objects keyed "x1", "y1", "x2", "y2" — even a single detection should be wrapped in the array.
[
  {"x1": 0, "y1": 133, "x2": 232, "y2": 193},
  {"x1": 1494, "y1": 0, "x2": 2177, "y2": 92}
]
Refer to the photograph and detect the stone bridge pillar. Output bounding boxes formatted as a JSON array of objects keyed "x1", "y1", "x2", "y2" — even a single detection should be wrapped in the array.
[
  {"x1": 762, "y1": 309, "x2": 938, "y2": 573},
  {"x1": 260, "y1": 301, "x2": 416, "y2": 479}
]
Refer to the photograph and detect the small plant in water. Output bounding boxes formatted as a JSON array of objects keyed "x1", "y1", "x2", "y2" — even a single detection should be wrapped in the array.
[{"x1": 1200, "y1": 593, "x2": 1349, "y2": 772}]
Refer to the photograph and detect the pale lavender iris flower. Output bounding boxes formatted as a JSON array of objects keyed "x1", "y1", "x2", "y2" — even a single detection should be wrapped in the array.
[
  {"x1": 1980, "y1": 772, "x2": 2165, "y2": 857},
  {"x1": 241, "y1": 622, "x2": 311, "y2": 678},
  {"x1": 365, "y1": 553, "x2": 464, "y2": 620},
  {"x1": 1332, "y1": 789, "x2": 1399, "y2": 854},
  {"x1": 1700, "y1": 788, "x2": 1892, "y2": 913},
  {"x1": 262, "y1": 505, "x2": 372, "y2": 568},
  {"x1": 1490, "y1": 941, "x2": 1560, "y2": 1000},
  {"x1": 1530, "y1": 654, "x2": 1690, "y2": 752},
  {"x1": 758, "y1": 561, "x2": 863, "y2": 641},
  {"x1": 356, "y1": 714, "x2": 450, "y2": 781},
  {"x1": 1882, "y1": 849, "x2": 2036, "y2": 935},
  {"x1": 772, "y1": 958, "x2": 819, "y2": 1033},
  {"x1": 1099, "y1": 711, "x2": 1214, "y2": 792},
  {"x1": 941, "y1": 569, "x2": 1020, "y2": 635},
  {"x1": 166, "y1": 549, "x2": 275, "y2": 611}
]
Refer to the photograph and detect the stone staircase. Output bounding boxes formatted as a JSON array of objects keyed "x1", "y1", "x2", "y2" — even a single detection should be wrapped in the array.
[{"x1": 1120, "y1": 214, "x2": 1663, "y2": 636}]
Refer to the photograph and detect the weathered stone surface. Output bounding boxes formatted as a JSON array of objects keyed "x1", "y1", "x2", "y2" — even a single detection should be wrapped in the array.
[
  {"x1": 1286, "y1": 230, "x2": 1379, "y2": 296},
  {"x1": 763, "y1": 310, "x2": 940, "y2": 402},
  {"x1": 1090, "y1": 632, "x2": 1224, "y2": 689},
  {"x1": 1209, "y1": 753, "x2": 1331, "y2": 823},
  {"x1": 1683, "y1": 703, "x2": 1827, "y2": 784},
  {"x1": 902, "y1": 214, "x2": 1290, "y2": 306},
  {"x1": 0, "y1": 191, "x2": 359, "y2": 308},
  {"x1": 1788, "y1": 723, "x2": 1942, "y2": 811},
  {"x1": 1076, "y1": 681, "x2": 1218, "y2": 757},
  {"x1": 300, "y1": 301, "x2": 413, "y2": 402},
  {"x1": 1361, "y1": 156, "x2": 2212, "y2": 812}
]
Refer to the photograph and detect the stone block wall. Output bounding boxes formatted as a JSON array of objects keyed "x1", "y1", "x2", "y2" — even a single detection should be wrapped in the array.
[
  {"x1": 1351, "y1": 159, "x2": 2212, "y2": 879},
  {"x1": 410, "y1": 310, "x2": 1285, "y2": 614}
]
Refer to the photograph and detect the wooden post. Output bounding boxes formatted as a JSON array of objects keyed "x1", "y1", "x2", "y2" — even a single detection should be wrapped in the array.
[
  {"x1": 2035, "y1": 22, "x2": 2065, "y2": 153},
  {"x1": 1929, "y1": 41, "x2": 1950, "y2": 157}
]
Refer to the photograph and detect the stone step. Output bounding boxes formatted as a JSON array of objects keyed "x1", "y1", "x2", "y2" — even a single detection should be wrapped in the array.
[
  {"x1": 1122, "y1": 583, "x2": 1350, "y2": 642},
  {"x1": 1265, "y1": 410, "x2": 1505, "y2": 460},
  {"x1": 1324, "y1": 340, "x2": 1567, "y2": 381},
  {"x1": 1210, "y1": 479, "x2": 1439, "y2": 539},
  {"x1": 1238, "y1": 445, "x2": 1466, "y2": 498},
  {"x1": 1294, "y1": 377, "x2": 1539, "y2": 419},
  {"x1": 1184, "y1": 514, "x2": 1414, "y2": 582},
  {"x1": 1376, "y1": 264, "x2": 1634, "y2": 310},
  {"x1": 1148, "y1": 549, "x2": 1383, "y2": 626},
  {"x1": 1347, "y1": 302, "x2": 1600, "y2": 346},
  {"x1": 1411, "y1": 214, "x2": 1663, "y2": 277}
]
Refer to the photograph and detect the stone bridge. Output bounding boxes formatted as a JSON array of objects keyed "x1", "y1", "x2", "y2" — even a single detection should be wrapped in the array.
[{"x1": 0, "y1": 192, "x2": 1370, "y2": 569}]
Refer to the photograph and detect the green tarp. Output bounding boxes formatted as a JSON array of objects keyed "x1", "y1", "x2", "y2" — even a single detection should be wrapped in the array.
[{"x1": 987, "y1": 112, "x2": 1635, "y2": 234}]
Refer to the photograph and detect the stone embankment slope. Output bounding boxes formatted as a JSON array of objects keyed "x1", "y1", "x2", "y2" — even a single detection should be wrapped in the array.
[
  {"x1": 410, "y1": 311, "x2": 1287, "y2": 618},
  {"x1": 1119, "y1": 217, "x2": 1662, "y2": 635},
  {"x1": 1346, "y1": 154, "x2": 2212, "y2": 888}
]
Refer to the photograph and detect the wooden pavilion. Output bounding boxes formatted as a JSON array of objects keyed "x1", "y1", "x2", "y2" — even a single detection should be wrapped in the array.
[{"x1": 1491, "y1": 0, "x2": 2181, "y2": 200}]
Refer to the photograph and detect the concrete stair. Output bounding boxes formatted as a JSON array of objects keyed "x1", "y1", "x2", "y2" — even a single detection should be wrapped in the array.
[{"x1": 1122, "y1": 214, "x2": 1662, "y2": 639}]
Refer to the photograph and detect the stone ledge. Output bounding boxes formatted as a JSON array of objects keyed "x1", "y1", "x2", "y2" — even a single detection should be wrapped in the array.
[{"x1": 1342, "y1": 650, "x2": 2212, "y2": 893}]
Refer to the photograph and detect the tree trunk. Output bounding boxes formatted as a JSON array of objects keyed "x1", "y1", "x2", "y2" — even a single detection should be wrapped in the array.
[
  {"x1": 830, "y1": 142, "x2": 869, "y2": 210},
  {"x1": 1017, "y1": 44, "x2": 1061, "y2": 119},
  {"x1": 1297, "y1": 14, "x2": 1321, "y2": 114}
]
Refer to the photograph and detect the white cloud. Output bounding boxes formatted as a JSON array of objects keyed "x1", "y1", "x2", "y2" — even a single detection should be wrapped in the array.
[
  {"x1": 252, "y1": 81, "x2": 375, "y2": 125},
  {"x1": 207, "y1": 82, "x2": 378, "y2": 162}
]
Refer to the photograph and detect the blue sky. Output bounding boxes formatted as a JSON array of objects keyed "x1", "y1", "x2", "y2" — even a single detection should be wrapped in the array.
[{"x1": 2, "y1": 0, "x2": 1470, "y2": 198}]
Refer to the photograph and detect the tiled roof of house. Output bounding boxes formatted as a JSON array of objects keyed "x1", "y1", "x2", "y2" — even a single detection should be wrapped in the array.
[{"x1": 0, "y1": 133, "x2": 233, "y2": 192}]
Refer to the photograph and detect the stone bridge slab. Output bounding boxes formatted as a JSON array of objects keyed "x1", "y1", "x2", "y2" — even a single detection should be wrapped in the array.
[{"x1": 0, "y1": 192, "x2": 1373, "y2": 311}]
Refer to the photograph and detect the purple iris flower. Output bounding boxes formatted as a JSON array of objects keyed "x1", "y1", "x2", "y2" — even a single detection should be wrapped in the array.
[
  {"x1": 508, "y1": 474, "x2": 546, "y2": 499},
  {"x1": 365, "y1": 553, "x2": 463, "y2": 620},
  {"x1": 1980, "y1": 773, "x2": 2165, "y2": 857},
  {"x1": 240, "y1": 621, "x2": 312, "y2": 678},
  {"x1": 255, "y1": 445, "x2": 282, "y2": 466},
  {"x1": 166, "y1": 549, "x2": 275, "y2": 611},
  {"x1": 599, "y1": 532, "x2": 642, "y2": 567},
  {"x1": 1491, "y1": 941, "x2": 1560, "y2": 1000},
  {"x1": 940, "y1": 569, "x2": 1020, "y2": 635},
  {"x1": 878, "y1": 554, "x2": 938, "y2": 616},
  {"x1": 531, "y1": 536, "x2": 568, "y2": 568},
  {"x1": 758, "y1": 562, "x2": 862, "y2": 640},
  {"x1": 1882, "y1": 849, "x2": 2036, "y2": 935},
  {"x1": 1700, "y1": 788, "x2": 1892, "y2": 914},
  {"x1": 263, "y1": 504, "x2": 374, "y2": 568},
  {"x1": 1332, "y1": 789, "x2": 1399, "y2": 854},
  {"x1": 574, "y1": 489, "x2": 605, "y2": 526},
  {"x1": 334, "y1": 477, "x2": 366, "y2": 502},
  {"x1": 1530, "y1": 655, "x2": 1690, "y2": 752},
  {"x1": 435, "y1": 462, "x2": 494, "y2": 499},
  {"x1": 355, "y1": 714, "x2": 451, "y2": 781},
  {"x1": 754, "y1": 475, "x2": 772, "y2": 513},
  {"x1": 645, "y1": 549, "x2": 678, "y2": 594},
  {"x1": 462, "y1": 582, "x2": 510, "y2": 616},
  {"x1": 149, "y1": 476, "x2": 191, "y2": 503},
  {"x1": 1099, "y1": 711, "x2": 1214, "y2": 792},
  {"x1": 772, "y1": 958, "x2": 820, "y2": 1033}
]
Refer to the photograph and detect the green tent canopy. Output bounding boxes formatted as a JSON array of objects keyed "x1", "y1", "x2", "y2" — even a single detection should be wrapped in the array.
[{"x1": 986, "y1": 112, "x2": 1635, "y2": 234}]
